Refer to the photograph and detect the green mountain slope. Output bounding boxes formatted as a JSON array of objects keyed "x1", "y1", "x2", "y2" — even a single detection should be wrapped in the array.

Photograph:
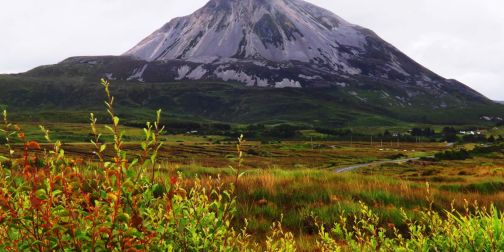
[{"x1": 0, "y1": 74, "x2": 502, "y2": 127}]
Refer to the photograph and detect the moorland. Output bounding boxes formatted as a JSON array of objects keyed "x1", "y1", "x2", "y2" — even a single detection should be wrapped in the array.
[{"x1": 2, "y1": 80, "x2": 504, "y2": 250}]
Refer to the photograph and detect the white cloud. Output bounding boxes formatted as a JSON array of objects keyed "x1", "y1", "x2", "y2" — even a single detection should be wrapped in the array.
[{"x1": 0, "y1": 0, "x2": 503, "y2": 100}]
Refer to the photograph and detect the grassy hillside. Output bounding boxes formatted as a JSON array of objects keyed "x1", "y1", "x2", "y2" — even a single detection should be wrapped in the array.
[{"x1": 0, "y1": 74, "x2": 503, "y2": 128}]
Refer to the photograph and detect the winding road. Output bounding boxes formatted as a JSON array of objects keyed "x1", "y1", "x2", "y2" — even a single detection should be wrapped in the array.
[{"x1": 333, "y1": 157, "x2": 422, "y2": 173}]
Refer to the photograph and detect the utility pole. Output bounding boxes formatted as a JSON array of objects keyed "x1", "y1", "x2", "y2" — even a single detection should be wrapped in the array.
[{"x1": 350, "y1": 128, "x2": 353, "y2": 148}]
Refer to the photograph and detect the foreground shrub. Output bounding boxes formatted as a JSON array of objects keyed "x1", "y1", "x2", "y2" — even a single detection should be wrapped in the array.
[
  {"x1": 0, "y1": 169, "x2": 250, "y2": 250},
  {"x1": 0, "y1": 79, "x2": 263, "y2": 251},
  {"x1": 317, "y1": 187, "x2": 504, "y2": 252}
]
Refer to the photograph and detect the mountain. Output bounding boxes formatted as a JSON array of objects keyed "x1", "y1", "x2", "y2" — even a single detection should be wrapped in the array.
[
  {"x1": 120, "y1": 0, "x2": 480, "y2": 97},
  {"x1": 5, "y1": 0, "x2": 504, "y2": 126},
  {"x1": 29, "y1": 0, "x2": 484, "y2": 98}
]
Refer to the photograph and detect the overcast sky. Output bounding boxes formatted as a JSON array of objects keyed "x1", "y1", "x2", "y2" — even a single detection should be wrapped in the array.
[{"x1": 1, "y1": 0, "x2": 503, "y2": 99}]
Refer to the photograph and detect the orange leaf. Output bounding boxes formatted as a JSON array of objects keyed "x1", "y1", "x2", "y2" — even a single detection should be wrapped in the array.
[
  {"x1": 26, "y1": 141, "x2": 41, "y2": 150},
  {"x1": 99, "y1": 227, "x2": 110, "y2": 234}
]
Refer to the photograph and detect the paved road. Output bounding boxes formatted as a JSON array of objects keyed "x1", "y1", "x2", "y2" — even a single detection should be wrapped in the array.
[
  {"x1": 333, "y1": 157, "x2": 422, "y2": 173},
  {"x1": 333, "y1": 142, "x2": 455, "y2": 173}
]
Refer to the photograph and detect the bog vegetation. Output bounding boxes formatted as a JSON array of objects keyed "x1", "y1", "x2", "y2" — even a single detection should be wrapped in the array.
[{"x1": 1, "y1": 79, "x2": 504, "y2": 251}]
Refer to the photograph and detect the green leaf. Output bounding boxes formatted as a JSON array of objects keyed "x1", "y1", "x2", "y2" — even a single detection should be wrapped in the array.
[
  {"x1": 156, "y1": 109, "x2": 162, "y2": 122},
  {"x1": 53, "y1": 206, "x2": 69, "y2": 217},
  {"x1": 113, "y1": 116, "x2": 120, "y2": 126},
  {"x1": 143, "y1": 128, "x2": 151, "y2": 139},
  {"x1": 105, "y1": 125, "x2": 114, "y2": 134},
  {"x1": 150, "y1": 153, "x2": 157, "y2": 164},
  {"x1": 130, "y1": 159, "x2": 139, "y2": 168},
  {"x1": 238, "y1": 172, "x2": 246, "y2": 179},
  {"x1": 52, "y1": 190, "x2": 63, "y2": 197},
  {"x1": 117, "y1": 213, "x2": 130, "y2": 223},
  {"x1": 75, "y1": 230, "x2": 93, "y2": 242},
  {"x1": 35, "y1": 189, "x2": 48, "y2": 200},
  {"x1": 100, "y1": 190, "x2": 107, "y2": 200},
  {"x1": 100, "y1": 144, "x2": 107, "y2": 153}
]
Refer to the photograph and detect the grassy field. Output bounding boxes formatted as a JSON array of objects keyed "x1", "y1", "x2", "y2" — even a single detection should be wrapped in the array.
[
  {"x1": 3, "y1": 115, "x2": 502, "y2": 236},
  {"x1": 2, "y1": 136, "x2": 445, "y2": 169},
  {"x1": 4, "y1": 131, "x2": 503, "y2": 250},
  {"x1": 150, "y1": 142, "x2": 504, "y2": 250},
  {"x1": 2, "y1": 105, "x2": 504, "y2": 250}
]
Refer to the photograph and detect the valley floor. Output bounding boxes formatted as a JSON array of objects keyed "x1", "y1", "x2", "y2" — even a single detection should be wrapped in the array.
[{"x1": 3, "y1": 137, "x2": 503, "y2": 250}]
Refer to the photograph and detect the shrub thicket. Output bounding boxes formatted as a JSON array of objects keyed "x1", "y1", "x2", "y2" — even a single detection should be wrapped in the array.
[
  {"x1": 317, "y1": 186, "x2": 504, "y2": 251},
  {"x1": 0, "y1": 80, "x2": 264, "y2": 251},
  {"x1": 434, "y1": 149, "x2": 471, "y2": 160}
]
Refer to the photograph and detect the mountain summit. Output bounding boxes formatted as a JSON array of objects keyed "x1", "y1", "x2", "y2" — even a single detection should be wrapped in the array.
[
  {"x1": 125, "y1": 0, "x2": 364, "y2": 68},
  {"x1": 120, "y1": 0, "x2": 483, "y2": 98}
]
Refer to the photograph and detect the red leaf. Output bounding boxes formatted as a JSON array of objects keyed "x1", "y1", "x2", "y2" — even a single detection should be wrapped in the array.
[
  {"x1": 26, "y1": 141, "x2": 41, "y2": 150},
  {"x1": 170, "y1": 176, "x2": 177, "y2": 185},
  {"x1": 30, "y1": 192, "x2": 43, "y2": 210}
]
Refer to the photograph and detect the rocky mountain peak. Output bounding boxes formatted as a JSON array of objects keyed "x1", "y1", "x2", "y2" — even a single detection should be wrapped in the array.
[{"x1": 102, "y1": 0, "x2": 485, "y2": 101}]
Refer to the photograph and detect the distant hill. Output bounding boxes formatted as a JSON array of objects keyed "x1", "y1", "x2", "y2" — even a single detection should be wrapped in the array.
[{"x1": 0, "y1": 74, "x2": 503, "y2": 127}]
